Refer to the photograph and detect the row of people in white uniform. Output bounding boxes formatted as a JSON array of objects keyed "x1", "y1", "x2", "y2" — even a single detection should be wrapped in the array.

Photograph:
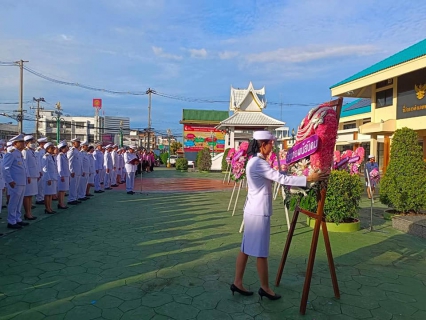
[{"x1": 1, "y1": 134, "x2": 139, "y2": 230}]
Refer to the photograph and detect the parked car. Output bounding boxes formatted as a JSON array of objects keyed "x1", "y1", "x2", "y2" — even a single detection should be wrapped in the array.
[{"x1": 168, "y1": 155, "x2": 178, "y2": 166}]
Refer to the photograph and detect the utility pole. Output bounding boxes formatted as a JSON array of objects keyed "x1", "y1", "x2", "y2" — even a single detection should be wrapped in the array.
[
  {"x1": 145, "y1": 88, "x2": 156, "y2": 150},
  {"x1": 167, "y1": 128, "x2": 172, "y2": 167},
  {"x1": 33, "y1": 97, "x2": 45, "y2": 139},
  {"x1": 16, "y1": 60, "x2": 29, "y2": 133}
]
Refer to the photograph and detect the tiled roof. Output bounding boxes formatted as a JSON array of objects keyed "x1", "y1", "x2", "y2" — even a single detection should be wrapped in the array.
[
  {"x1": 230, "y1": 82, "x2": 266, "y2": 110},
  {"x1": 330, "y1": 38, "x2": 426, "y2": 89},
  {"x1": 341, "y1": 99, "x2": 371, "y2": 118},
  {"x1": 217, "y1": 112, "x2": 284, "y2": 127},
  {"x1": 181, "y1": 109, "x2": 229, "y2": 123}
]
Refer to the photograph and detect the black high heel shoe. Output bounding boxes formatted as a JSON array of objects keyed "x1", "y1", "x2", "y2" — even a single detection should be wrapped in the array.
[
  {"x1": 24, "y1": 216, "x2": 37, "y2": 220},
  {"x1": 57, "y1": 205, "x2": 69, "y2": 209},
  {"x1": 44, "y1": 209, "x2": 55, "y2": 214},
  {"x1": 258, "y1": 288, "x2": 281, "y2": 300},
  {"x1": 230, "y1": 284, "x2": 253, "y2": 296}
]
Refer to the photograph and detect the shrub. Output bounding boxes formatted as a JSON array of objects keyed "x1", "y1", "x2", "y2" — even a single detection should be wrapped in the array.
[
  {"x1": 176, "y1": 158, "x2": 188, "y2": 171},
  {"x1": 197, "y1": 147, "x2": 212, "y2": 171},
  {"x1": 222, "y1": 148, "x2": 230, "y2": 171},
  {"x1": 160, "y1": 152, "x2": 169, "y2": 165},
  {"x1": 379, "y1": 127, "x2": 426, "y2": 213},
  {"x1": 288, "y1": 170, "x2": 363, "y2": 223}
]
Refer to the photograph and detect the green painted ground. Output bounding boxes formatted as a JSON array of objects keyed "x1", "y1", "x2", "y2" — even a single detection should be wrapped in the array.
[{"x1": 0, "y1": 168, "x2": 425, "y2": 319}]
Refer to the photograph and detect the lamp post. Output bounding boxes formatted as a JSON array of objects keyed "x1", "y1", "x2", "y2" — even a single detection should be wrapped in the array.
[
  {"x1": 291, "y1": 128, "x2": 296, "y2": 145},
  {"x1": 51, "y1": 102, "x2": 65, "y2": 143},
  {"x1": 167, "y1": 128, "x2": 171, "y2": 167},
  {"x1": 119, "y1": 120, "x2": 123, "y2": 147}
]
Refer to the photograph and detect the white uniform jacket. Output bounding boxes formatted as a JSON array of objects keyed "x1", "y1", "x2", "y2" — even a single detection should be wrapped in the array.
[
  {"x1": 93, "y1": 149, "x2": 104, "y2": 171},
  {"x1": 81, "y1": 151, "x2": 90, "y2": 175},
  {"x1": 42, "y1": 154, "x2": 58, "y2": 181},
  {"x1": 57, "y1": 153, "x2": 70, "y2": 177},
  {"x1": 67, "y1": 147, "x2": 82, "y2": 175},
  {"x1": 22, "y1": 148, "x2": 40, "y2": 179},
  {"x1": 35, "y1": 147, "x2": 45, "y2": 174},
  {"x1": 0, "y1": 153, "x2": 6, "y2": 188},
  {"x1": 111, "y1": 150, "x2": 118, "y2": 168},
  {"x1": 244, "y1": 154, "x2": 307, "y2": 217},
  {"x1": 124, "y1": 152, "x2": 138, "y2": 173},
  {"x1": 88, "y1": 153, "x2": 95, "y2": 175},
  {"x1": 104, "y1": 151, "x2": 113, "y2": 170},
  {"x1": 3, "y1": 149, "x2": 29, "y2": 186}
]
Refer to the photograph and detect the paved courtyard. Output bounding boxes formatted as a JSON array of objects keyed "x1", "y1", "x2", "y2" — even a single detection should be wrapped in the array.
[{"x1": 0, "y1": 168, "x2": 425, "y2": 319}]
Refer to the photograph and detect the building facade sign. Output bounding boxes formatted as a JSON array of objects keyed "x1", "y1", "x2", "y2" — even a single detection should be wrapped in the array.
[
  {"x1": 397, "y1": 68, "x2": 426, "y2": 119},
  {"x1": 183, "y1": 125, "x2": 225, "y2": 152}
]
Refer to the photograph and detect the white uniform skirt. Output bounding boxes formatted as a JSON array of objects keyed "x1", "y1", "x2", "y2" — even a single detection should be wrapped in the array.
[
  {"x1": 58, "y1": 177, "x2": 70, "y2": 192},
  {"x1": 88, "y1": 173, "x2": 94, "y2": 184},
  {"x1": 240, "y1": 213, "x2": 271, "y2": 258},
  {"x1": 24, "y1": 178, "x2": 38, "y2": 196},
  {"x1": 44, "y1": 180, "x2": 58, "y2": 195}
]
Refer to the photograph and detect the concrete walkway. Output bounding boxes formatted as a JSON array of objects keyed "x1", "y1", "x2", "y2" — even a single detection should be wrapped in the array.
[{"x1": 0, "y1": 168, "x2": 425, "y2": 319}]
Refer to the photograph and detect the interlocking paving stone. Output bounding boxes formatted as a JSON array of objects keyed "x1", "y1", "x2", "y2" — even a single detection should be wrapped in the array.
[{"x1": 0, "y1": 169, "x2": 426, "y2": 319}]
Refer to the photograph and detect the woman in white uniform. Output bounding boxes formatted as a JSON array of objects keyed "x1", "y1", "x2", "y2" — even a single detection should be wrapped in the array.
[
  {"x1": 231, "y1": 131, "x2": 327, "y2": 300},
  {"x1": 42, "y1": 143, "x2": 58, "y2": 214},
  {"x1": 56, "y1": 141, "x2": 70, "y2": 209},
  {"x1": 86, "y1": 146, "x2": 95, "y2": 197},
  {"x1": 22, "y1": 135, "x2": 40, "y2": 220}
]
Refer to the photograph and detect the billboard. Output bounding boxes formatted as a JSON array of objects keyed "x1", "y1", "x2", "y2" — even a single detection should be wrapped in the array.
[
  {"x1": 397, "y1": 68, "x2": 426, "y2": 119},
  {"x1": 183, "y1": 125, "x2": 225, "y2": 152},
  {"x1": 93, "y1": 98, "x2": 102, "y2": 109}
]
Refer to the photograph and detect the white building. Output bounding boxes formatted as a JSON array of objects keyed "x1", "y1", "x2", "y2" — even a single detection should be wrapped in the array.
[
  {"x1": 37, "y1": 109, "x2": 130, "y2": 144},
  {"x1": 0, "y1": 123, "x2": 19, "y2": 141}
]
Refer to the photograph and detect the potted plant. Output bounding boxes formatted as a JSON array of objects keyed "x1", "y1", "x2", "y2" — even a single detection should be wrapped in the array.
[
  {"x1": 176, "y1": 158, "x2": 189, "y2": 172},
  {"x1": 289, "y1": 170, "x2": 363, "y2": 232},
  {"x1": 197, "y1": 147, "x2": 212, "y2": 172}
]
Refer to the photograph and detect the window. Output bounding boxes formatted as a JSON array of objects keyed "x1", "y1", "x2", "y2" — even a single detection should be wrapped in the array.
[
  {"x1": 376, "y1": 88, "x2": 393, "y2": 108},
  {"x1": 343, "y1": 122, "x2": 356, "y2": 130},
  {"x1": 75, "y1": 122, "x2": 85, "y2": 128},
  {"x1": 363, "y1": 118, "x2": 371, "y2": 124},
  {"x1": 88, "y1": 124, "x2": 94, "y2": 129}
]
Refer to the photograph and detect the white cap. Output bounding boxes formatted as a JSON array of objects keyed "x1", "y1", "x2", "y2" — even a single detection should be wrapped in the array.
[
  {"x1": 24, "y1": 135, "x2": 34, "y2": 142},
  {"x1": 112, "y1": 144, "x2": 118, "y2": 148},
  {"x1": 253, "y1": 131, "x2": 276, "y2": 141},
  {"x1": 71, "y1": 138, "x2": 81, "y2": 143},
  {"x1": 45, "y1": 142, "x2": 54, "y2": 149},
  {"x1": 9, "y1": 134, "x2": 25, "y2": 143},
  {"x1": 128, "y1": 145, "x2": 137, "y2": 150},
  {"x1": 106, "y1": 144, "x2": 113, "y2": 148},
  {"x1": 368, "y1": 155, "x2": 375, "y2": 159},
  {"x1": 7, "y1": 146, "x2": 15, "y2": 152},
  {"x1": 7, "y1": 141, "x2": 13, "y2": 147},
  {"x1": 37, "y1": 137, "x2": 48, "y2": 143},
  {"x1": 81, "y1": 141, "x2": 89, "y2": 146},
  {"x1": 58, "y1": 140, "x2": 67, "y2": 149}
]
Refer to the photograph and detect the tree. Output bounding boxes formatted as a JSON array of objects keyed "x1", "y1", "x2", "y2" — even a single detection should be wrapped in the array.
[
  {"x1": 197, "y1": 147, "x2": 212, "y2": 171},
  {"x1": 170, "y1": 141, "x2": 182, "y2": 155},
  {"x1": 380, "y1": 127, "x2": 426, "y2": 213}
]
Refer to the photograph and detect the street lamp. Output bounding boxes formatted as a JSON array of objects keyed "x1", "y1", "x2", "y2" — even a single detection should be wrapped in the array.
[
  {"x1": 167, "y1": 128, "x2": 172, "y2": 167},
  {"x1": 51, "y1": 102, "x2": 65, "y2": 143},
  {"x1": 210, "y1": 131, "x2": 215, "y2": 157},
  {"x1": 291, "y1": 128, "x2": 296, "y2": 144},
  {"x1": 119, "y1": 120, "x2": 123, "y2": 147}
]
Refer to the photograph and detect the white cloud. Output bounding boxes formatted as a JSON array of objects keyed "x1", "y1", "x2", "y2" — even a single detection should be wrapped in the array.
[
  {"x1": 219, "y1": 51, "x2": 239, "y2": 60},
  {"x1": 61, "y1": 34, "x2": 73, "y2": 41},
  {"x1": 188, "y1": 48, "x2": 207, "y2": 59},
  {"x1": 245, "y1": 45, "x2": 379, "y2": 64},
  {"x1": 152, "y1": 46, "x2": 183, "y2": 61}
]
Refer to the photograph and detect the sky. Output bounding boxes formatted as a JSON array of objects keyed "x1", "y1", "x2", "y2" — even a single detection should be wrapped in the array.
[{"x1": 1, "y1": 0, "x2": 426, "y2": 138}]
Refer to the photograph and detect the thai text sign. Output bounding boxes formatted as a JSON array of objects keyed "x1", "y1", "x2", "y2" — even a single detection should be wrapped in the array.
[
  {"x1": 183, "y1": 125, "x2": 225, "y2": 152},
  {"x1": 286, "y1": 134, "x2": 319, "y2": 164}
]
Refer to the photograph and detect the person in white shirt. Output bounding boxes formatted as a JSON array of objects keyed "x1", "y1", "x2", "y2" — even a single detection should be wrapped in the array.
[
  {"x1": 231, "y1": 131, "x2": 327, "y2": 301},
  {"x1": 42, "y1": 142, "x2": 58, "y2": 214},
  {"x1": 124, "y1": 145, "x2": 139, "y2": 194},
  {"x1": 67, "y1": 138, "x2": 82, "y2": 205},
  {"x1": 56, "y1": 141, "x2": 70, "y2": 209},
  {"x1": 93, "y1": 143, "x2": 104, "y2": 193},
  {"x1": 35, "y1": 137, "x2": 47, "y2": 205},
  {"x1": 77, "y1": 141, "x2": 90, "y2": 201},
  {"x1": 103, "y1": 145, "x2": 113, "y2": 190},
  {"x1": 21, "y1": 135, "x2": 40, "y2": 220},
  {"x1": 86, "y1": 146, "x2": 96, "y2": 197}
]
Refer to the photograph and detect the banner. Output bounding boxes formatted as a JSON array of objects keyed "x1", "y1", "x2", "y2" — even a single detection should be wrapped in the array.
[
  {"x1": 286, "y1": 134, "x2": 319, "y2": 164},
  {"x1": 183, "y1": 125, "x2": 225, "y2": 152}
]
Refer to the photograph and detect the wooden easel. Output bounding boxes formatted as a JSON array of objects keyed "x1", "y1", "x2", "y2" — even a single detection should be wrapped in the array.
[{"x1": 275, "y1": 97, "x2": 343, "y2": 315}]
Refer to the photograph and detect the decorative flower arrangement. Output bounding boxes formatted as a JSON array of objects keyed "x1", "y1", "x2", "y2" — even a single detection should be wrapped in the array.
[
  {"x1": 273, "y1": 149, "x2": 288, "y2": 171},
  {"x1": 333, "y1": 147, "x2": 365, "y2": 175},
  {"x1": 287, "y1": 103, "x2": 338, "y2": 187},
  {"x1": 231, "y1": 144, "x2": 249, "y2": 182},
  {"x1": 226, "y1": 148, "x2": 235, "y2": 164},
  {"x1": 369, "y1": 168, "x2": 380, "y2": 184}
]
